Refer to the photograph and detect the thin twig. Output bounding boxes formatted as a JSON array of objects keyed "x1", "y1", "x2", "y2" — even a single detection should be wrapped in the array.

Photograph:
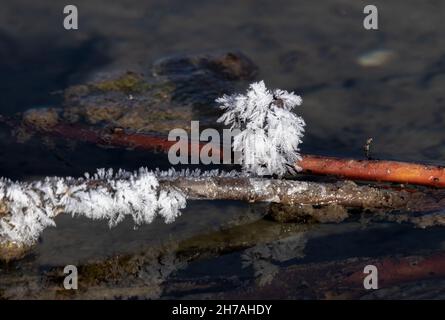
[{"x1": 5, "y1": 117, "x2": 445, "y2": 188}]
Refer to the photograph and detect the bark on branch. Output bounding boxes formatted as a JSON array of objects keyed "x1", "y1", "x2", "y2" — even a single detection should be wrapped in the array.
[
  {"x1": 165, "y1": 176, "x2": 425, "y2": 209},
  {"x1": 0, "y1": 172, "x2": 442, "y2": 261}
]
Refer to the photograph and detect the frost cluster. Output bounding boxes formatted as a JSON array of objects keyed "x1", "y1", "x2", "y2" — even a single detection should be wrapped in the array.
[
  {"x1": 153, "y1": 167, "x2": 244, "y2": 179},
  {"x1": 0, "y1": 168, "x2": 187, "y2": 246},
  {"x1": 217, "y1": 81, "x2": 305, "y2": 176}
]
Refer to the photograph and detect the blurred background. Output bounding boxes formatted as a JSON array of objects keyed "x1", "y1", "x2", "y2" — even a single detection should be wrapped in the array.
[{"x1": 1, "y1": 0, "x2": 445, "y2": 161}]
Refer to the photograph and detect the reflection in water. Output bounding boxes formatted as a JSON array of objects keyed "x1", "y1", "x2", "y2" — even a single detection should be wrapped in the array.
[{"x1": 241, "y1": 233, "x2": 307, "y2": 286}]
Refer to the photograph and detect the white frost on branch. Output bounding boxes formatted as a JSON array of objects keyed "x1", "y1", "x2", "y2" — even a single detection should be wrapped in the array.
[
  {"x1": 0, "y1": 168, "x2": 251, "y2": 247},
  {"x1": 152, "y1": 168, "x2": 245, "y2": 179},
  {"x1": 0, "y1": 83, "x2": 306, "y2": 251},
  {"x1": 0, "y1": 168, "x2": 187, "y2": 247},
  {"x1": 217, "y1": 81, "x2": 305, "y2": 176}
]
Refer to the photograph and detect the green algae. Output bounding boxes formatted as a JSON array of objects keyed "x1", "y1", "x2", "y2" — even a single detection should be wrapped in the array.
[{"x1": 92, "y1": 72, "x2": 152, "y2": 94}]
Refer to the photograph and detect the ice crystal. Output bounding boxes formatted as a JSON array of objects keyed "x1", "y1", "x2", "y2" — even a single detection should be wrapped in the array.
[
  {"x1": 0, "y1": 168, "x2": 187, "y2": 246},
  {"x1": 217, "y1": 81, "x2": 305, "y2": 176},
  {"x1": 0, "y1": 168, "x2": 255, "y2": 247},
  {"x1": 152, "y1": 168, "x2": 245, "y2": 179}
]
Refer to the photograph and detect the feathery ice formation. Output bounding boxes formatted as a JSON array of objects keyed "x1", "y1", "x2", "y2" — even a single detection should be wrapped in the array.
[
  {"x1": 217, "y1": 81, "x2": 305, "y2": 176},
  {"x1": 0, "y1": 168, "x2": 188, "y2": 247}
]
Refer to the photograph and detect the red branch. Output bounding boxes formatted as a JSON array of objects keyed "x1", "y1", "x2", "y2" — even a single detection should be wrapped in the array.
[
  {"x1": 300, "y1": 155, "x2": 445, "y2": 188},
  {"x1": 11, "y1": 120, "x2": 445, "y2": 188}
]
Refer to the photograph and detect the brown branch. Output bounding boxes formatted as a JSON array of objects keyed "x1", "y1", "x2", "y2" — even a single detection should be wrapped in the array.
[
  {"x1": 165, "y1": 176, "x2": 428, "y2": 210},
  {"x1": 1, "y1": 173, "x2": 441, "y2": 261}
]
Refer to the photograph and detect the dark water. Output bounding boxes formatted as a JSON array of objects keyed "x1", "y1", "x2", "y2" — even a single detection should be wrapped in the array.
[{"x1": 0, "y1": 0, "x2": 444, "y2": 299}]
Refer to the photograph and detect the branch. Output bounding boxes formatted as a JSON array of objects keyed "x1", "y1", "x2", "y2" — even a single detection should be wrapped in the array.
[
  {"x1": 300, "y1": 155, "x2": 445, "y2": 188},
  {"x1": 166, "y1": 176, "x2": 428, "y2": 209},
  {"x1": 0, "y1": 168, "x2": 441, "y2": 261},
  {"x1": 5, "y1": 116, "x2": 445, "y2": 188}
]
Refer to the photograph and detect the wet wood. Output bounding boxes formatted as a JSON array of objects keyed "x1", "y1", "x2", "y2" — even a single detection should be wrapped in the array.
[{"x1": 0, "y1": 173, "x2": 442, "y2": 261}]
